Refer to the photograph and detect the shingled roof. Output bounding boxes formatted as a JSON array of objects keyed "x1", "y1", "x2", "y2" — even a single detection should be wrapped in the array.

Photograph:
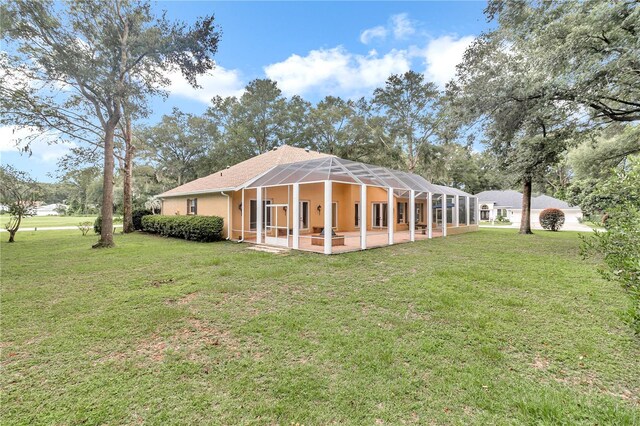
[
  {"x1": 159, "y1": 145, "x2": 332, "y2": 197},
  {"x1": 475, "y1": 190, "x2": 574, "y2": 209}
]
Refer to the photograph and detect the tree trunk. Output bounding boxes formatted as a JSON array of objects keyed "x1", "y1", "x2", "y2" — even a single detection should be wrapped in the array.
[
  {"x1": 122, "y1": 119, "x2": 134, "y2": 234},
  {"x1": 93, "y1": 122, "x2": 117, "y2": 248},
  {"x1": 519, "y1": 178, "x2": 534, "y2": 235},
  {"x1": 8, "y1": 230, "x2": 16, "y2": 243}
]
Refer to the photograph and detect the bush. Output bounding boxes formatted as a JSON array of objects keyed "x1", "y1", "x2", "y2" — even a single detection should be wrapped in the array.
[
  {"x1": 132, "y1": 209, "x2": 152, "y2": 231},
  {"x1": 141, "y1": 215, "x2": 224, "y2": 242},
  {"x1": 539, "y1": 208, "x2": 565, "y2": 231},
  {"x1": 94, "y1": 216, "x2": 102, "y2": 234}
]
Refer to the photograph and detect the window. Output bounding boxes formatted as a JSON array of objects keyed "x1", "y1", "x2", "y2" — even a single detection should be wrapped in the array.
[
  {"x1": 469, "y1": 198, "x2": 477, "y2": 224},
  {"x1": 354, "y1": 202, "x2": 359, "y2": 227},
  {"x1": 249, "y1": 199, "x2": 271, "y2": 230},
  {"x1": 372, "y1": 203, "x2": 388, "y2": 228},
  {"x1": 299, "y1": 201, "x2": 309, "y2": 230},
  {"x1": 187, "y1": 198, "x2": 197, "y2": 215},
  {"x1": 415, "y1": 203, "x2": 424, "y2": 223},
  {"x1": 397, "y1": 202, "x2": 408, "y2": 224},
  {"x1": 459, "y1": 196, "x2": 467, "y2": 225},
  {"x1": 332, "y1": 202, "x2": 338, "y2": 228}
]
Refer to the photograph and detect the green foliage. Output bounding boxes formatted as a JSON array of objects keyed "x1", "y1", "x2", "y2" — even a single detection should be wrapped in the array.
[
  {"x1": 581, "y1": 158, "x2": 640, "y2": 333},
  {"x1": 77, "y1": 221, "x2": 92, "y2": 236},
  {"x1": 132, "y1": 209, "x2": 152, "y2": 231},
  {"x1": 539, "y1": 209, "x2": 565, "y2": 232},
  {"x1": 142, "y1": 215, "x2": 224, "y2": 242},
  {"x1": 93, "y1": 216, "x2": 102, "y2": 235}
]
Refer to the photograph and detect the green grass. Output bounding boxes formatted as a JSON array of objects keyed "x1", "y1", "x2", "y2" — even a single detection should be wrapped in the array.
[
  {"x1": 1, "y1": 229, "x2": 638, "y2": 424},
  {"x1": 0, "y1": 215, "x2": 98, "y2": 228}
]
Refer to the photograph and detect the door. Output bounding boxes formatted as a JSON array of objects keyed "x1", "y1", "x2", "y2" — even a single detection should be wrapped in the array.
[
  {"x1": 264, "y1": 203, "x2": 289, "y2": 247},
  {"x1": 372, "y1": 203, "x2": 388, "y2": 228}
]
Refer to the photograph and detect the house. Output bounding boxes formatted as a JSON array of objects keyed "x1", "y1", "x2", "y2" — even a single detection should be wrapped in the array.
[
  {"x1": 475, "y1": 190, "x2": 583, "y2": 224},
  {"x1": 35, "y1": 203, "x2": 67, "y2": 216},
  {"x1": 158, "y1": 145, "x2": 479, "y2": 254}
]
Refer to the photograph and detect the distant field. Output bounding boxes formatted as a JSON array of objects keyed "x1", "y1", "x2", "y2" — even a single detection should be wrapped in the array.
[{"x1": 0, "y1": 215, "x2": 98, "y2": 228}]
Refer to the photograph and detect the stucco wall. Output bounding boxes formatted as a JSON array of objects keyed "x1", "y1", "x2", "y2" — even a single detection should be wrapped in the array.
[
  {"x1": 161, "y1": 193, "x2": 230, "y2": 237},
  {"x1": 227, "y1": 183, "x2": 443, "y2": 239}
]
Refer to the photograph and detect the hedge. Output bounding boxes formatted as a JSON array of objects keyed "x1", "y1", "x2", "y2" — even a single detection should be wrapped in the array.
[
  {"x1": 141, "y1": 215, "x2": 224, "y2": 242},
  {"x1": 132, "y1": 209, "x2": 153, "y2": 231},
  {"x1": 539, "y1": 208, "x2": 565, "y2": 231}
]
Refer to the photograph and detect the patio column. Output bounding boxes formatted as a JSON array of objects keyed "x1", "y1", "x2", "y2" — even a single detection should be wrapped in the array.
[
  {"x1": 442, "y1": 193, "x2": 447, "y2": 237},
  {"x1": 427, "y1": 192, "x2": 433, "y2": 239},
  {"x1": 292, "y1": 183, "x2": 300, "y2": 250},
  {"x1": 241, "y1": 188, "x2": 245, "y2": 241},
  {"x1": 360, "y1": 184, "x2": 367, "y2": 250},
  {"x1": 387, "y1": 187, "x2": 394, "y2": 245},
  {"x1": 454, "y1": 194, "x2": 459, "y2": 227},
  {"x1": 476, "y1": 197, "x2": 480, "y2": 226},
  {"x1": 409, "y1": 189, "x2": 415, "y2": 242},
  {"x1": 256, "y1": 186, "x2": 263, "y2": 244},
  {"x1": 466, "y1": 195, "x2": 470, "y2": 227},
  {"x1": 324, "y1": 180, "x2": 332, "y2": 255}
]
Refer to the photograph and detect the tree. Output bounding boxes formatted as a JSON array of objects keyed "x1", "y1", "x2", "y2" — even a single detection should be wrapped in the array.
[
  {"x1": 140, "y1": 109, "x2": 212, "y2": 188},
  {"x1": 1, "y1": 0, "x2": 220, "y2": 247},
  {"x1": 0, "y1": 166, "x2": 41, "y2": 243},
  {"x1": 449, "y1": 12, "x2": 582, "y2": 234},
  {"x1": 581, "y1": 157, "x2": 640, "y2": 334},
  {"x1": 485, "y1": 0, "x2": 640, "y2": 123},
  {"x1": 307, "y1": 96, "x2": 352, "y2": 154},
  {"x1": 373, "y1": 71, "x2": 441, "y2": 172},
  {"x1": 237, "y1": 79, "x2": 288, "y2": 155}
]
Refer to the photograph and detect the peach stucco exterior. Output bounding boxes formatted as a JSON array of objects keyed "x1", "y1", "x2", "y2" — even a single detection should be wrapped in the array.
[{"x1": 162, "y1": 182, "x2": 479, "y2": 241}]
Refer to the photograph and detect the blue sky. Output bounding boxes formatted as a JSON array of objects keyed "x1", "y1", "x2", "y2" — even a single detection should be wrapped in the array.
[{"x1": 1, "y1": 1, "x2": 491, "y2": 181}]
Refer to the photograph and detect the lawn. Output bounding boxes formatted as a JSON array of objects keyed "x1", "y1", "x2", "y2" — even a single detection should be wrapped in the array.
[
  {"x1": 0, "y1": 215, "x2": 98, "y2": 228},
  {"x1": 1, "y1": 229, "x2": 638, "y2": 424}
]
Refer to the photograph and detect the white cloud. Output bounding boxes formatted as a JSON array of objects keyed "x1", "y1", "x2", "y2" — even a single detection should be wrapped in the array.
[
  {"x1": 360, "y1": 25, "x2": 388, "y2": 44},
  {"x1": 391, "y1": 13, "x2": 416, "y2": 40},
  {"x1": 264, "y1": 47, "x2": 411, "y2": 98},
  {"x1": 418, "y1": 35, "x2": 475, "y2": 88},
  {"x1": 167, "y1": 64, "x2": 245, "y2": 103},
  {"x1": 0, "y1": 126, "x2": 74, "y2": 163}
]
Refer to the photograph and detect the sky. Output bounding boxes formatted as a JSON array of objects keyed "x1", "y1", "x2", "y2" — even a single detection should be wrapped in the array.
[{"x1": 1, "y1": 1, "x2": 492, "y2": 182}]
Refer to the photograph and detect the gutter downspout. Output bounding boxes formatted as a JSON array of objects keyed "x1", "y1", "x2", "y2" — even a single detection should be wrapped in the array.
[{"x1": 221, "y1": 191, "x2": 231, "y2": 240}]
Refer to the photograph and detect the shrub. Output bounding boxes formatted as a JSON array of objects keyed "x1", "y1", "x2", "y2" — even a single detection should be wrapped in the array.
[
  {"x1": 132, "y1": 209, "x2": 152, "y2": 231},
  {"x1": 78, "y1": 221, "x2": 92, "y2": 236},
  {"x1": 94, "y1": 216, "x2": 102, "y2": 234},
  {"x1": 539, "y1": 208, "x2": 565, "y2": 231},
  {"x1": 141, "y1": 215, "x2": 224, "y2": 242}
]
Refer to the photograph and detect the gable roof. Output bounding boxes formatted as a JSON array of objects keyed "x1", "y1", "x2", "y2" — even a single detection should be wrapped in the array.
[
  {"x1": 475, "y1": 190, "x2": 574, "y2": 209},
  {"x1": 159, "y1": 145, "x2": 332, "y2": 197}
]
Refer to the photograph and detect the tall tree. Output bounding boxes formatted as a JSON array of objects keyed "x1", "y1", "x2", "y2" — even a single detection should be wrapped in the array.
[
  {"x1": 485, "y1": 0, "x2": 640, "y2": 124},
  {"x1": 140, "y1": 109, "x2": 212, "y2": 189},
  {"x1": 1, "y1": 0, "x2": 220, "y2": 247},
  {"x1": 450, "y1": 31, "x2": 579, "y2": 233},
  {"x1": 372, "y1": 71, "x2": 441, "y2": 172}
]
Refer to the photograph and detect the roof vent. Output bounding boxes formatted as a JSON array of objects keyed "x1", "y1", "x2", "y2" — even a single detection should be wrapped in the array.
[
  {"x1": 305, "y1": 147, "x2": 310, "y2": 153},
  {"x1": 272, "y1": 146, "x2": 278, "y2": 151},
  {"x1": 226, "y1": 165, "x2": 230, "y2": 169}
]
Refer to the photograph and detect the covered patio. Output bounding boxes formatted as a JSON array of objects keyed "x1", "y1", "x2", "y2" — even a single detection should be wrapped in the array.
[{"x1": 230, "y1": 157, "x2": 479, "y2": 254}]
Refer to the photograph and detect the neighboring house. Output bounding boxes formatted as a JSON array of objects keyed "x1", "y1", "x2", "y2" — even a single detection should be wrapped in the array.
[
  {"x1": 475, "y1": 190, "x2": 583, "y2": 224},
  {"x1": 35, "y1": 203, "x2": 67, "y2": 216},
  {"x1": 158, "y1": 145, "x2": 480, "y2": 254}
]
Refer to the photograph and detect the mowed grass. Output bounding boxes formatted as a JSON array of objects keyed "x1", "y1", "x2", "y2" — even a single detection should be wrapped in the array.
[
  {"x1": 0, "y1": 215, "x2": 98, "y2": 228},
  {"x1": 1, "y1": 229, "x2": 638, "y2": 425}
]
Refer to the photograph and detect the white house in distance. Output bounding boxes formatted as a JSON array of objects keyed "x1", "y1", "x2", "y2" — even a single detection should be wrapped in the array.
[
  {"x1": 35, "y1": 203, "x2": 67, "y2": 216},
  {"x1": 475, "y1": 190, "x2": 583, "y2": 224}
]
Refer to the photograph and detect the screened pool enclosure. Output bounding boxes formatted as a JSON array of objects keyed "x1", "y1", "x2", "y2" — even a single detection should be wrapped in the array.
[{"x1": 231, "y1": 157, "x2": 479, "y2": 254}]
